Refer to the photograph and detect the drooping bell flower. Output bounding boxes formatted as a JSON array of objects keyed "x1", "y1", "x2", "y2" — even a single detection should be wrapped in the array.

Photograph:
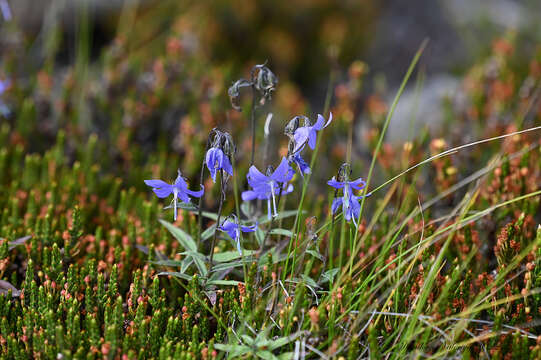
[
  {"x1": 284, "y1": 116, "x2": 312, "y2": 177},
  {"x1": 328, "y1": 163, "x2": 370, "y2": 225},
  {"x1": 205, "y1": 130, "x2": 235, "y2": 183}
]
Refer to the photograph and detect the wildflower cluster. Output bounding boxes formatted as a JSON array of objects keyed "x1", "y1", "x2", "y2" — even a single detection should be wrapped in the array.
[{"x1": 145, "y1": 64, "x2": 346, "y2": 258}]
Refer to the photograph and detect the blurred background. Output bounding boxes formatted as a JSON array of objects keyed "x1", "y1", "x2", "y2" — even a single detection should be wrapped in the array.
[{"x1": 1, "y1": 0, "x2": 540, "y2": 191}]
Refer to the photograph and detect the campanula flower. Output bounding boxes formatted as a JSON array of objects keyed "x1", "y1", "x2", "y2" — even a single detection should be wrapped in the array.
[
  {"x1": 242, "y1": 157, "x2": 294, "y2": 220},
  {"x1": 328, "y1": 164, "x2": 371, "y2": 225},
  {"x1": 219, "y1": 219, "x2": 257, "y2": 255},
  {"x1": 0, "y1": 0, "x2": 12, "y2": 21},
  {"x1": 327, "y1": 176, "x2": 367, "y2": 195},
  {"x1": 293, "y1": 113, "x2": 333, "y2": 153},
  {"x1": 144, "y1": 170, "x2": 204, "y2": 221},
  {"x1": 206, "y1": 147, "x2": 233, "y2": 182},
  {"x1": 330, "y1": 194, "x2": 363, "y2": 224},
  {"x1": 290, "y1": 152, "x2": 311, "y2": 176}
]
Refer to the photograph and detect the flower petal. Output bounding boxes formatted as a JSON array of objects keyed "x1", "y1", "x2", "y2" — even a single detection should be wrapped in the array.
[
  {"x1": 144, "y1": 180, "x2": 173, "y2": 198},
  {"x1": 174, "y1": 170, "x2": 188, "y2": 190},
  {"x1": 327, "y1": 177, "x2": 344, "y2": 189},
  {"x1": 208, "y1": 167, "x2": 217, "y2": 183},
  {"x1": 144, "y1": 179, "x2": 170, "y2": 188},
  {"x1": 241, "y1": 190, "x2": 259, "y2": 201},
  {"x1": 205, "y1": 148, "x2": 218, "y2": 182},
  {"x1": 220, "y1": 220, "x2": 237, "y2": 232},
  {"x1": 293, "y1": 153, "x2": 311, "y2": 176},
  {"x1": 308, "y1": 130, "x2": 317, "y2": 149},
  {"x1": 282, "y1": 183, "x2": 294, "y2": 194},
  {"x1": 185, "y1": 185, "x2": 204, "y2": 198},
  {"x1": 350, "y1": 195, "x2": 361, "y2": 220},
  {"x1": 222, "y1": 155, "x2": 234, "y2": 176},
  {"x1": 152, "y1": 187, "x2": 173, "y2": 198},
  {"x1": 350, "y1": 177, "x2": 366, "y2": 190},
  {"x1": 247, "y1": 165, "x2": 268, "y2": 184},
  {"x1": 312, "y1": 112, "x2": 332, "y2": 130},
  {"x1": 331, "y1": 197, "x2": 343, "y2": 214},
  {"x1": 241, "y1": 224, "x2": 257, "y2": 233},
  {"x1": 271, "y1": 157, "x2": 294, "y2": 183},
  {"x1": 293, "y1": 127, "x2": 310, "y2": 153}
]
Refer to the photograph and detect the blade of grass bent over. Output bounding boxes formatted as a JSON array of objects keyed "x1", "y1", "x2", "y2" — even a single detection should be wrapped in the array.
[{"x1": 348, "y1": 39, "x2": 429, "y2": 276}]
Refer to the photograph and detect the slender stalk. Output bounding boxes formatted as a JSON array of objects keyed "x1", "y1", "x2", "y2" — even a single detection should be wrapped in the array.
[
  {"x1": 328, "y1": 189, "x2": 338, "y2": 271},
  {"x1": 250, "y1": 85, "x2": 257, "y2": 166},
  {"x1": 197, "y1": 136, "x2": 212, "y2": 248},
  {"x1": 208, "y1": 170, "x2": 225, "y2": 268},
  {"x1": 260, "y1": 187, "x2": 283, "y2": 253},
  {"x1": 196, "y1": 159, "x2": 206, "y2": 248},
  {"x1": 231, "y1": 155, "x2": 248, "y2": 283}
]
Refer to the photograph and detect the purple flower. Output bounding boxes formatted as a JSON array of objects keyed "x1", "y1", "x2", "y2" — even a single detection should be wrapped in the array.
[
  {"x1": 144, "y1": 170, "x2": 204, "y2": 221},
  {"x1": 331, "y1": 194, "x2": 361, "y2": 224},
  {"x1": 0, "y1": 79, "x2": 9, "y2": 94},
  {"x1": 293, "y1": 113, "x2": 332, "y2": 153},
  {"x1": 0, "y1": 0, "x2": 12, "y2": 21},
  {"x1": 290, "y1": 152, "x2": 311, "y2": 177},
  {"x1": 242, "y1": 157, "x2": 295, "y2": 219},
  {"x1": 328, "y1": 175, "x2": 370, "y2": 225},
  {"x1": 0, "y1": 79, "x2": 10, "y2": 117},
  {"x1": 327, "y1": 176, "x2": 366, "y2": 194},
  {"x1": 205, "y1": 147, "x2": 233, "y2": 182},
  {"x1": 219, "y1": 219, "x2": 257, "y2": 255}
]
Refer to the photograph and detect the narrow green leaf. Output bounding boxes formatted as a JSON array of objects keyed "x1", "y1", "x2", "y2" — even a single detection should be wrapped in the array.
[
  {"x1": 214, "y1": 344, "x2": 251, "y2": 356},
  {"x1": 306, "y1": 249, "x2": 325, "y2": 261},
  {"x1": 159, "y1": 219, "x2": 197, "y2": 251},
  {"x1": 240, "y1": 335, "x2": 254, "y2": 345},
  {"x1": 255, "y1": 228, "x2": 265, "y2": 246},
  {"x1": 300, "y1": 274, "x2": 320, "y2": 289},
  {"x1": 157, "y1": 272, "x2": 192, "y2": 281},
  {"x1": 206, "y1": 279, "x2": 240, "y2": 286},
  {"x1": 255, "y1": 350, "x2": 278, "y2": 360},
  {"x1": 201, "y1": 224, "x2": 217, "y2": 241},
  {"x1": 213, "y1": 250, "x2": 257, "y2": 263},
  {"x1": 321, "y1": 268, "x2": 339, "y2": 283},
  {"x1": 180, "y1": 257, "x2": 193, "y2": 274},
  {"x1": 269, "y1": 228, "x2": 294, "y2": 237},
  {"x1": 211, "y1": 260, "x2": 252, "y2": 272},
  {"x1": 150, "y1": 259, "x2": 183, "y2": 267},
  {"x1": 189, "y1": 251, "x2": 208, "y2": 277}
]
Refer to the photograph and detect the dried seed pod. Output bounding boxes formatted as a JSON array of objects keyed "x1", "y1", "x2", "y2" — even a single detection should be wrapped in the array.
[{"x1": 227, "y1": 79, "x2": 251, "y2": 111}]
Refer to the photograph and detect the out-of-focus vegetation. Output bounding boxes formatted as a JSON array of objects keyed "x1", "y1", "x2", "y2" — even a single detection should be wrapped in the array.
[{"x1": 0, "y1": 1, "x2": 541, "y2": 359}]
